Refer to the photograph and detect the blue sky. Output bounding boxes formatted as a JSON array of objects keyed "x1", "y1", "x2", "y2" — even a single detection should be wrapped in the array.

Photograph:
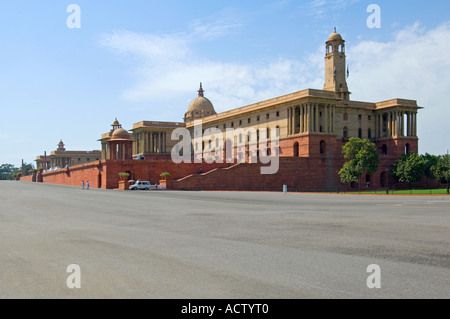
[{"x1": 1, "y1": 0, "x2": 449, "y2": 167}]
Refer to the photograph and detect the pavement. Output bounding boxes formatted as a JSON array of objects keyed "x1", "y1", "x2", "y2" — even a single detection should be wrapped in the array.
[{"x1": 0, "y1": 181, "x2": 449, "y2": 298}]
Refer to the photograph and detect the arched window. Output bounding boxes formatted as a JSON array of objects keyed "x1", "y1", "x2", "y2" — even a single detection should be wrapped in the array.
[
  {"x1": 293, "y1": 142, "x2": 299, "y2": 157},
  {"x1": 343, "y1": 127, "x2": 348, "y2": 138},
  {"x1": 276, "y1": 126, "x2": 280, "y2": 137},
  {"x1": 320, "y1": 140, "x2": 326, "y2": 155}
]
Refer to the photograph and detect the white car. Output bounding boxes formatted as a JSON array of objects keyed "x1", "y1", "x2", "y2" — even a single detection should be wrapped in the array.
[{"x1": 129, "y1": 181, "x2": 151, "y2": 190}]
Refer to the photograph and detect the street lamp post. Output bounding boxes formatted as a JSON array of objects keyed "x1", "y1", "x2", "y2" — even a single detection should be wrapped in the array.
[
  {"x1": 447, "y1": 149, "x2": 449, "y2": 195},
  {"x1": 385, "y1": 168, "x2": 389, "y2": 195}
]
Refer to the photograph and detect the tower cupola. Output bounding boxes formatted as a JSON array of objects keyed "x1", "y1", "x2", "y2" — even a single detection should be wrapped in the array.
[{"x1": 324, "y1": 28, "x2": 350, "y2": 100}]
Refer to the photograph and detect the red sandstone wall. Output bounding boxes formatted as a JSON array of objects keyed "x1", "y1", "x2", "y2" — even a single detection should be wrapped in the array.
[
  {"x1": 42, "y1": 162, "x2": 102, "y2": 188},
  {"x1": 22, "y1": 136, "x2": 432, "y2": 192},
  {"x1": 103, "y1": 159, "x2": 231, "y2": 189},
  {"x1": 20, "y1": 175, "x2": 33, "y2": 182}
]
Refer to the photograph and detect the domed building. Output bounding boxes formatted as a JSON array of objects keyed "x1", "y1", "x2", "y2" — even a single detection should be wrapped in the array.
[
  {"x1": 184, "y1": 83, "x2": 217, "y2": 122},
  {"x1": 35, "y1": 29, "x2": 424, "y2": 191}
]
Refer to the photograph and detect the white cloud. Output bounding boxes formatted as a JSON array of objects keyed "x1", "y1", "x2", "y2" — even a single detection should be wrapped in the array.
[
  {"x1": 100, "y1": 25, "x2": 324, "y2": 113},
  {"x1": 348, "y1": 22, "x2": 450, "y2": 154},
  {"x1": 100, "y1": 21, "x2": 450, "y2": 155}
]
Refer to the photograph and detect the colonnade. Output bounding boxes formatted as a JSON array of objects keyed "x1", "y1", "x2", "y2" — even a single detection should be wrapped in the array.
[
  {"x1": 135, "y1": 131, "x2": 167, "y2": 154},
  {"x1": 374, "y1": 111, "x2": 417, "y2": 138},
  {"x1": 287, "y1": 103, "x2": 335, "y2": 135}
]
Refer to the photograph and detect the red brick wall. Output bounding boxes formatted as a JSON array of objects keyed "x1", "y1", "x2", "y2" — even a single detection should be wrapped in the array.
[{"x1": 21, "y1": 136, "x2": 433, "y2": 192}]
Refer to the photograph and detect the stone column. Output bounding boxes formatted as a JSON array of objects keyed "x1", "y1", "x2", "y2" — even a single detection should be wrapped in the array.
[
  {"x1": 401, "y1": 112, "x2": 405, "y2": 137},
  {"x1": 414, "y1": 113, "x2": 417, "y2": 137},
  {"x1": 299, "y1": 105, "x2": 303, "y2": 133},
  {"x1": 408, "y1": 112, "x2": 412, "y2": 137},
  {"x1": 287, "y1": 108, "x2": 291, "y2": 135},
  {"x1": 314, "y1": 104, "x2": 319, "y2": 133},
  {"x1": 307, "y1": 104, "x2": 311, "y2": 133},
  {"x1": 331, "y1": 105, "x2": 336, "y2": 133}
]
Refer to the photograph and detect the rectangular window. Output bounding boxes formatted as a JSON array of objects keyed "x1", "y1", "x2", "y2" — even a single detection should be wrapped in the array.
[
  {"x1": 257, "y1": 116, "x2": 260, "y2": 122},
  {"x1": 231, "y1": 122, "x2": 234, "y2": 128},
  {"x1": 239, "y1": 120, "x2": 242, "y2": 126},
  {"x1": 223, "y1": 124, "x2": 226, "y2": 129},
  {"x1": 368, "y1": 115, "x2": 371, "y2": 121},
  {"x1": 248, "y1": 118, "x2": 251, "y2": 124},
  {"x1": 266, "y1": 114, "x2": 270, "y2": 119},
  {"x1": 358, "y1": 115, "x2": 362, "y2": 120},
  {"x1": 276, "y1": 111, "x2": 280, "y2": 117}
]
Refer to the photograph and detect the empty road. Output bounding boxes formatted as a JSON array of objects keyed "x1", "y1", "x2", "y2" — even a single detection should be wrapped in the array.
[{"x1": 0, "y1": 181, "x2": 449, "y2": 298}]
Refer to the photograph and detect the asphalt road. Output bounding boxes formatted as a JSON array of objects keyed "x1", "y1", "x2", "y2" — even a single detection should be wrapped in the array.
[{"x1": 0, "y1": 181, "x2": 449, "y2": 299}]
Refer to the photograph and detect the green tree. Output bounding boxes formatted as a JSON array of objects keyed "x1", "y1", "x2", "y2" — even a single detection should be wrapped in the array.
[
  {"x1": 339, "y1": 137, "x2": 380, "y2": 188},
  {"x1": 22, "y1": 162, "x2": 35, "y2": 176},
  {"x1": 421, "y1": 153, "x2": 439, "y2": 187},
  {"x1": 431, "y1": 154, "x2": 450, "y2": 184},
  {"x1": 0, "y1": 164, "x2": 19, "y2": 180},
  {"x1": 391, "y1": 153, "x2": 426, "y2": 189}
]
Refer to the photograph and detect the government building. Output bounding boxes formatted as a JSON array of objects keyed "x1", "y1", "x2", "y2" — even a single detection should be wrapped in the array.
[{"x1": 28, "y1": 30, "x2": 422, "y2": 191}]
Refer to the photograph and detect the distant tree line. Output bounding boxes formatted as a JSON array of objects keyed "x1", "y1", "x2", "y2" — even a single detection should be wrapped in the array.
[{"x1": 0, "y1": 162, "x2": 35, "y2": 180}]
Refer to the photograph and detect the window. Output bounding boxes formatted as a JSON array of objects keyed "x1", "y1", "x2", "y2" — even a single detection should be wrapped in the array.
[
  {"x1": 294, "y1": 142, "x2": 299, "y2": 157},
  {"x1": 239, "y1": 134, "x2": 242, "y2": 144},
  {"x1": 239, "y1": 120, "x2": 242, "y2": 126},
  {"x1": 358, "y1": 115, "x2": 362, "y2": 120},
  {"x1": 276, "y1": 126, "x2": 280, "y2": 137},
  {"x1": 276, "y1": 111, "x2": 280, "y2": 117},
  {"x1": 343, "y1": 127, "x2": 348, "y2": 138},
  {"x1": 405, "y1": 143, "x2": 410, "y2": 154},
  {"x1": 223, "y1": 124, "x2": 226, "y2": 129},
  {"x1": 320, "y1": 141, "x2": 326, "y2": 154},
  {"x1": 248, "y1": 118, "x2": 251, "y2": 124},
  {"x1": 257, "y1": 116, "x2": 260, "y2": 121},
  {"x1": 266, "y1": 114, "x2": 270, "y2": 120},
  {"x1": 320, "y1": 112, "x2": 322, "y2": 117},
  {"x1": 231, "y1": 122, "x2": 234, "y2": 128},
  {"x1": 368, "y1": 129, "x2": 372, "y2": 139},
  {"x1": 382, "y1": 144, "x2": 388, "y2": 155},
  {"x1": 358, "y1": 128, "x2": 362, "y2": 139},
  {"x1": 368, "y1": 115, "x2": 371, "y2": 121},
  {"x1": 266, "y1": 128, "x2": 270, "y2": 139}
]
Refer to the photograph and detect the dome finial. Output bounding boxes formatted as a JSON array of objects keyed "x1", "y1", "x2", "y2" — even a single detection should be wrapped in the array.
[
  {"x1": 334, "y1": 27, "x2": 336, "y2": 33},
  {"x1": 198, "y1": 82, "x2": 204, "y2": 97}
]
